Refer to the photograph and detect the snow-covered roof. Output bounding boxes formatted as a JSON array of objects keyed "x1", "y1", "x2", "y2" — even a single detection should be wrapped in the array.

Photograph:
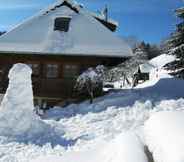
[
  {"x1": 149, "y1": 54, "x2": 176, "y2": 68},
  {"x1": 136, "y1": 54, "x2": 176, "y2": 74},
  {"x1": 0, "y1": 0, "x2": 132, "y2": 58},
  {"x1": 139, "y1": 63, "x2": 155, "y2": 73}
]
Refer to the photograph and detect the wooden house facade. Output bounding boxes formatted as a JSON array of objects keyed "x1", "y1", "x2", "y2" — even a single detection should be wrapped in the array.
[{"x1": 0, "y1": 0, "x2": 132, "y2": 105}]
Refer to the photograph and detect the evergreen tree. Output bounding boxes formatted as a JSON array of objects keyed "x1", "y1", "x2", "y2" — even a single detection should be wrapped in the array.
[{"x1": 166, "y1": 7, "x2": 184, "y2": 77}]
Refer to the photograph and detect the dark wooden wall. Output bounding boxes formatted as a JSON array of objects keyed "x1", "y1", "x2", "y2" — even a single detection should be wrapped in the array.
[{"x1": 0, "y1": 53, "x2": 126, "y2": 104}]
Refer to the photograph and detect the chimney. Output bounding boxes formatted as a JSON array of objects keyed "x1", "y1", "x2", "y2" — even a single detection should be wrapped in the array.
[{"x1": 104, "y1": 5, "x2": 108, "y2": 21}]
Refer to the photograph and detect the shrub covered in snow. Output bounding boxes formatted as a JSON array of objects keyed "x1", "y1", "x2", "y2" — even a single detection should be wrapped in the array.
[{"x1": 74, "y1": 65, "x2": 105, "y2": 103}]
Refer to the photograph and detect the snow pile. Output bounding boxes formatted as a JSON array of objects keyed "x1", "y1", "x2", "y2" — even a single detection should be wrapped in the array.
[
  {"x1": 100, "y1": 132, "x2": 148, "y2": 162},
  {"x1": 0, "y1": 64, "x2": 48, "y2": 138},
  {"x1": 32, "y1": 132, "x2": 148, "y2": 162},
  {"x1": 0, "y1": 88, "x2": 184, "y2": 161},
  {"x1": 32, "y1": 141, "x2": 103, "y2": 162},
  {"x1": 144, "y1": 111, "x2": 184, "y2": 162}
]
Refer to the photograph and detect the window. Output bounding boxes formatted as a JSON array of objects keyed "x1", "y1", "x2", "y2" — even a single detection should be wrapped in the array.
[
  {"x1": 54, "y1": 17, "x2": 71, "y2": 32},
  {"x1": 46, "y1": 64, "x2": 59, "y2": 78},
  {"x1": 63, "y1": 64, "x2": 78, "y2": 78},
  {"x1": 27, "y1": 63, "x2": 40, "y2": 76}
]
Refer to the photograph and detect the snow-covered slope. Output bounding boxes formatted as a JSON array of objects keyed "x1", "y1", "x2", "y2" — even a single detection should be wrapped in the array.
[{"x1": 149, "y1": 54, "x2": 176, "y2": 69}]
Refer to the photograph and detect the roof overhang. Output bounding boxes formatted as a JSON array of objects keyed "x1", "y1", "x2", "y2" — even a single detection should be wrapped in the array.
[{"x1": 0, "y1": 50, "x2": 131, "y2": 59}]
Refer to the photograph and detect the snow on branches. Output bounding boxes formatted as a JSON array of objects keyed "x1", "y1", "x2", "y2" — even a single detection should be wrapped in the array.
[{"x1": 74, "y1": 65, "x2": 105, "y2": 103}]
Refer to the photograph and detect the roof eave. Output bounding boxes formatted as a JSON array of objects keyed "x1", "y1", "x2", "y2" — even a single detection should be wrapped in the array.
[{"x1": 0, "y1": 50, "x2": 132, "y2": 58}]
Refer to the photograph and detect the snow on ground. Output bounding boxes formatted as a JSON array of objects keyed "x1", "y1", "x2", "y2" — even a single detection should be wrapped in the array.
[
  {"x1": 104, "y1": 54, "x2": 176, "y2": 90},
  {"x1": 0, "y1": 63, "x2": 184, "y2": 161},
  {"x1": 99, "y1": 132, "x2": 148, "y2": 162},
  {"x1": 145, "y1": 111, "x2": 184, "y2": 162},
  {"x1": 32, "y1": 132, "x2": 148, "y2": 162}
]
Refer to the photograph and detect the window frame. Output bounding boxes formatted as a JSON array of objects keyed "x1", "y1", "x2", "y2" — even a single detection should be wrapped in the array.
[
  {"x1": 63, "y1": 64, "x2": 79, "y2": 79},
  {"x1": 27, "y1": 62, "x2": 40, "y2": 77},
  {"x1": 45, "y1": 64, "x2": 60, "y2": 79},
  {"x1": 54, "y1": 17, "x2": 71, "y2": 32}
]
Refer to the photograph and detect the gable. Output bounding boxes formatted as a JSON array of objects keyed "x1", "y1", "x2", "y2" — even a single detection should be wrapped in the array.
[{"x1": 43, "y1": 0, "x2": 117, "y2": 31}]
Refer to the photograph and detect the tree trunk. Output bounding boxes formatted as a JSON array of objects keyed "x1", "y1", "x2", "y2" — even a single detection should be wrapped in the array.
[{"x1": 89, "y1": 91, "x2": 94, "y2": 104}]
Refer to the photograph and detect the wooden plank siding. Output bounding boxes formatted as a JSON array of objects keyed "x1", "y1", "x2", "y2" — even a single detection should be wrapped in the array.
[{"x1": 0, "y1": 53, "x2": 126, "y2": 104}]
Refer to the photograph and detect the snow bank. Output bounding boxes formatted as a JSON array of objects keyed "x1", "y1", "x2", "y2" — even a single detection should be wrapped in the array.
[
  {"x1": 144, "y1": 111, "x2": 184, "y2": 162},
  {"x1": 31, "y1": 132, "x2": 148, "y2": 162},
  {"x1": 100, "y1": 132, "x2": 148, "y2": 162},
  {"x1": 0, "y1": 64, "x2": 48, "y2": 138},
  {"x1": 32, "y1": 147, "x2": 101, "y2": 162}
]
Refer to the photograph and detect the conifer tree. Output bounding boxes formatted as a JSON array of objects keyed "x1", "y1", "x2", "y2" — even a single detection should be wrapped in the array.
[{"x1": 167, "y1": 7, "x2": 184, "y2": 76}]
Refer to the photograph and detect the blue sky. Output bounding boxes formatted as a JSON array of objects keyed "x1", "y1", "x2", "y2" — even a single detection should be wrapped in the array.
[{"x1": 0, "y1": 0, "x2": 183, "y2": 44}]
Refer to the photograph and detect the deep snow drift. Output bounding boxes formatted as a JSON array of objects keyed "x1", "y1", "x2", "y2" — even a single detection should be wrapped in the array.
[
  {"x1": 99, "y1": 132, "x2": 148, "y2": 162},
  {"x1": 32, "y1": 132, "x2": 148, "y2": 162},
  {"x1": 145, "y1": 111, "x2": 184, "y2": 162}
]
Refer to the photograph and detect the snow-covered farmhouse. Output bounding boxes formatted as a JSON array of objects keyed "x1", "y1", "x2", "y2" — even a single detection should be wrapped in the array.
[{"x1": 0, "y1": 0, "x2": 132, "y2": 105}]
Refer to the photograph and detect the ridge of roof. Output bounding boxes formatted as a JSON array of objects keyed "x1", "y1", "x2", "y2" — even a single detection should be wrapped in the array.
[{"x1": 42, "y1": 0, "x2": 118, "y2": 28}]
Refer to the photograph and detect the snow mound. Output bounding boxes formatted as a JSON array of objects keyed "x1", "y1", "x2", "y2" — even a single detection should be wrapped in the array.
[
  {"x1": 0, "y1": 64, "x2": 48, "y2": 139},
  {"x1": 144, "y1": 111, "x2": 184, "y2": 162},
  {"x1": 99, "y1": 132, "x2": 148, "y2": 162},
  {"x1": 32, "y1": 132, "x2": 148, "y2": 162}
]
